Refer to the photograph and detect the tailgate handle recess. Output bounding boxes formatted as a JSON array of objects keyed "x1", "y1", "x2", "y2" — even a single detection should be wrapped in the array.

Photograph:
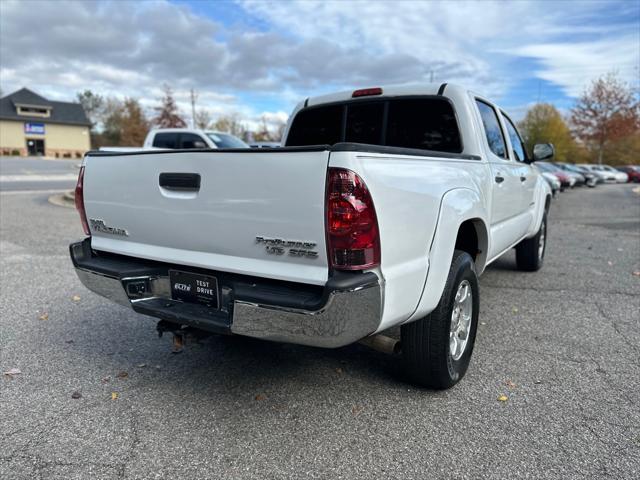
[{"x1": 159, "y1": 173, "x2": 201, "y2": 191}]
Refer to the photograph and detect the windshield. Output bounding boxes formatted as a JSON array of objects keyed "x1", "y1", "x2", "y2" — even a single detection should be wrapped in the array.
[{"x1": 206, "y1": 132, "x2": 249, "y2": 149}]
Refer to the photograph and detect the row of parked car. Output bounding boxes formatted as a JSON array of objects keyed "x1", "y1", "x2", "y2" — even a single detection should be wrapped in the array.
[{"x1": 533, "y1": 162, "x2": 640, "y2": 195}]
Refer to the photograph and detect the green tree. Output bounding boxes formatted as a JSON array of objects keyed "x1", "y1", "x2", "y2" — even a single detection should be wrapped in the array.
[
  {"x1": 571, "y1": 73, "x2": 639, "y2": 165},
  {"x1": 519, "y1": 103, "x2": 577, "y2": 162}
]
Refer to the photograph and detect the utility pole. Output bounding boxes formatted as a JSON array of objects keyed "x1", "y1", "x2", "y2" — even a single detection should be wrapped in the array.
[
  {"x1": 190, "y1": 88, "x2": 197, "y2": 129},
  {"x1": 430, "y1": 70, "x2": 434, "y2": 83}
]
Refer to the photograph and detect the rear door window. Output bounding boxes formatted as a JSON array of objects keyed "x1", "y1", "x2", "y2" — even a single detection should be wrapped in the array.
[
  {"x1": 152, "y1": 132, "x2": 179, "y2": 149},
  {"x1": 475, "y1": 100, "x2": 507, "y2": 159}
]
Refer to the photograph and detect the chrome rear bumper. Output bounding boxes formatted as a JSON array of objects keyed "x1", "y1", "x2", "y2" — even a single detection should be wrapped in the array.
[{"x1": 70, "y1": 240, "x2": 382, "y2": 348}]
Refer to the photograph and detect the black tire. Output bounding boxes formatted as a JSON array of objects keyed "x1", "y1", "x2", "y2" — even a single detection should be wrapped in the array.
[
  {"x1": 401, "y1": 250, "x2": 479, "y2": 389},
  {"x1": 515, "y1": 213, "x2": 547, "y2": 271}
]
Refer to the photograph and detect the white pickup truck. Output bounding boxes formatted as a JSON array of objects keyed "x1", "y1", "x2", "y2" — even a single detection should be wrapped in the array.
[
  {"x1": 70, "y1": 84, "x2": 552, "y2": 389},
  {"x1": 99, "y1": 128, "x2": 249, "y2": 152}
]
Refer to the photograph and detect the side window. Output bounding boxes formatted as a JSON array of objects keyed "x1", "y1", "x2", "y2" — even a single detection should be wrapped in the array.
[
  {"x1": 152, "y1": 133, "x2": 178, "y2": 149},
  {"x1": 386, "y1": 98, "x2": 462, "y2": 153},
  {"x1": 179, "y1": 133, "x2": 207, "y2": 149},
  {"x1": 475, "y1": 100, "x2": 507, "y2": 159},
  {"x1": 501, "y1": 113, "x2": 527, "y2": 162}
]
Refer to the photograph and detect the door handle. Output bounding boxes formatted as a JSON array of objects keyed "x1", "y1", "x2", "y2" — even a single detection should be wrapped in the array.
[
  {"x1": 159, "y1": 173, "x2": 201, "y2": 191},
  {"x1": 520, "y1": 176, "x2": 527, "y2": 182},
  {"x1": 495, "y1": 175, "x2": 505, "y2": 184}
]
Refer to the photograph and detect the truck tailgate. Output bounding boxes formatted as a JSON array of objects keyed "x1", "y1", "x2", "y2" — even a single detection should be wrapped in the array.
[{"x1": 83, "y1": 149, "x2": 331, "y2": 285}]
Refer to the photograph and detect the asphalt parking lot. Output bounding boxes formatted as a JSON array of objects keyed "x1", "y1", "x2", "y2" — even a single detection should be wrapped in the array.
[{"x1": 1, "y1": 183, "x2": 639, "y2": 479}]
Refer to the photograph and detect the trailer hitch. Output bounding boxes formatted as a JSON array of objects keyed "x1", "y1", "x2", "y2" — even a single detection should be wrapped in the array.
[{"x1": 156, "y1": 320, "x2": 211, "y2": 353}]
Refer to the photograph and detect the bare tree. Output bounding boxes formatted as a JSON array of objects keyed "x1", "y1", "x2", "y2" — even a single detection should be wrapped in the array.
[
  {"x1": 195, "y1": 109, "x2": 212, "y2": 130},
  {"x1": 212, "y1": 113, "x2": 247, "y2": 138},
  {"x1": 152, "y1": 85, "x2": 186, "y2": 128},
  {"x1": 252, "y1": 115, "x2": 272, "y2": 142},
  {"x1": 571, "y1": 73, "x2": 639, "y2": 164}
]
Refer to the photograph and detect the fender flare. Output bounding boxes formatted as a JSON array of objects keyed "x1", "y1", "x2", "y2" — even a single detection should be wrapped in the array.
[
  {"x1": 405, "y1": 188, "x2": 489, "y2": 324},
  {"x1": 526, "y1": 176, "x2": 552, "y2": 238}
]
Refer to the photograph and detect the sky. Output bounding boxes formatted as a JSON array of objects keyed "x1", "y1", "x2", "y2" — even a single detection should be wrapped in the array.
[{"x1": 0, "y1": 0, "x2": 638, "y2": 128}]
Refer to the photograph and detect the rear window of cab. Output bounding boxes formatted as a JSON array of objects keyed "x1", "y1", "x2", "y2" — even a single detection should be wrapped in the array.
[{"x1": 285, "y1": 97, "x2": 462, "y2": 154}]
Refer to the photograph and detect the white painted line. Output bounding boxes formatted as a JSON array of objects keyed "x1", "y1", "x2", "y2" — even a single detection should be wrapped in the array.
[
  {"x1": 0, "y1": 174, "x2": 78, "y2": 182},
  {"x1": 0, "y1": 189, "x2": 70, "y2": 195}
]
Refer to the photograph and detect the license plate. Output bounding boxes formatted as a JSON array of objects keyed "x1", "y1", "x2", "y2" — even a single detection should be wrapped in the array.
[{"x1": 169, "y1": 270, "x2": 219, "y2": 308}]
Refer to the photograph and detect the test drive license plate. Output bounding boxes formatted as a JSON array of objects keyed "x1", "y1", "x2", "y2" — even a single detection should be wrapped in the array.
[{"x1": 169, "y1": 270, "x2": 219, "y2": 308}]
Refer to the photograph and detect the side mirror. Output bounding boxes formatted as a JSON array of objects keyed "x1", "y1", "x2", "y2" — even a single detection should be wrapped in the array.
[
  {"x1": 533, "y1": 143, "x2": 555, "y2": 161},
  {"x1": 193, "y1": 140, "x2": 207, "y2": 149}
]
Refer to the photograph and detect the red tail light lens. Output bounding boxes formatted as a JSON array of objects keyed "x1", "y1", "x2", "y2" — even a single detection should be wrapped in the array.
[
  {"x1": 75, "y1": 166, "x2": 90, "y2": 236},
  {"x1": 326, "y1": 168, "x2": 380, "y2": 270},
  {"x1": 352, "y1": 87, "x2": 383, "y2": 98}
]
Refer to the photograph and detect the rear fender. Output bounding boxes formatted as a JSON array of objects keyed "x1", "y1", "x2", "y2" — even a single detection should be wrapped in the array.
[{"x1": 405, "y1": 188, "x2": 489, "y2": 323}]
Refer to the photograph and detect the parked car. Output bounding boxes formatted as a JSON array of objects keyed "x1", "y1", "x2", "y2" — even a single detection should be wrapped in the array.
[
  {"x1": 70, "y1": 83, "x2": 552, "y2": 389},
  {"x1": 534, "y1": 161, "x2": 573, "y2": 190},
  {"x1": 552, "y1": 162, "x2": 586, "y2": 187},
  {"x1": 100, "y1": 129, "x2": 250, "y2": 152},
  {"x1": 579, "y1": 164, "x2": 625, "y2": 183},
  {"x1": 574, "y1": 164, "x2": 606, "y2": 184},
  {"x1": 598, "y1": 165, "x2": 628, "y2": 183},
  {"x1": 143, "y1": 129, "x2": 249, "y2": 149},
  {"x1": 539, "y1": 171, "x2": 561, "y2": 196},
  {"x1": 578, "y1": 164, "x2": 616, "y2": 182},
  {"x1": 554, "y1": 162, "x2": 596, "y2": 187},
  {"x1": 616, "y1": 166, "x2": 640, "y2": 183}
]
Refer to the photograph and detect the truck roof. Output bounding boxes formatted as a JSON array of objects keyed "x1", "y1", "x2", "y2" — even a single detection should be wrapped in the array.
[
  {"x1": 305, "y1": 83, "x2": 468, "y2": 107},
  {"x1": 147, "y1": 128, "x2": 230, "y2": 135}
]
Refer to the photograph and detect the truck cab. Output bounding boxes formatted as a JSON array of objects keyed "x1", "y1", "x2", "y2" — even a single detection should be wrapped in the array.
[{"x1": 143, "y1": 128, "x2": 249, "y2": 150}]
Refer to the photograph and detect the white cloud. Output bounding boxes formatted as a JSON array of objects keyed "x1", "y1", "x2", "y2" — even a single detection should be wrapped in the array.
[
  {"x1": 0, "y1": 0, "x2": 637, "y2": 129},
  {"x1": 512, "y1": 34, "x2": 640, "y2": 97},
  {"x1": 239, "y1": 0, "x2": 639, "y2": 99}
]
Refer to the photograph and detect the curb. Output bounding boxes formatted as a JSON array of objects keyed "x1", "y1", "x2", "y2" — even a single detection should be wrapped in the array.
[{"x1": 49, "y1": 190, "x2": 75, "y2": 208}]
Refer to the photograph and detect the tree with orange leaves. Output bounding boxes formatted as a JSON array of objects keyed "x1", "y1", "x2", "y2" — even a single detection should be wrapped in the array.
[{"x1": 570, "y1": 74, "x2": 639, "y2": 165}]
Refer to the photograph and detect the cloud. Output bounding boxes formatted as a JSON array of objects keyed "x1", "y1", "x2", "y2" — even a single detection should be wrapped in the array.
[
  {"x1": 511, "y1": 33, "x2": 640, "y2": 97},
  {"x1": 238, "y1": 0, "x2": 638, "y2": 99},
  {"x1": 0, "y1": 0, "x2": 637, "y2": 127}
]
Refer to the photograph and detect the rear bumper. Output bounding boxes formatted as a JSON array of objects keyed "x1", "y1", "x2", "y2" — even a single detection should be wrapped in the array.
[{"x1": 70, "y1": 239, "x2": 382, "y2": 348}]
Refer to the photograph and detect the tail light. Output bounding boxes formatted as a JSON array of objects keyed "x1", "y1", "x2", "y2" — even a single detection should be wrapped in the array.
[
  {"x1": 352, "y1": 87, "x2": 383, "y2": 98},
  {"x1": 75, "y1": 166, "x2": 90, "y2": 236},
  {"x1": 326, "y1": 168, "x2": 380, "y2": 270}
]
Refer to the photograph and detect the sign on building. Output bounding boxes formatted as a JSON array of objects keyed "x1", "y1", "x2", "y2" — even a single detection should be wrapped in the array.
[{"x1": 24, "y1": 122, "x2": 45, "y2": 134}]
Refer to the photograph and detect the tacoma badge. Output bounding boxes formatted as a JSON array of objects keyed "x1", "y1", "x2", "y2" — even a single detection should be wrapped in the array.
[
  {"x1": 255, "y1": 236, "x2": 318, "y2": 258},
  {"x1": 89, "y1": 219, "x2": 129, "y2": 237}
]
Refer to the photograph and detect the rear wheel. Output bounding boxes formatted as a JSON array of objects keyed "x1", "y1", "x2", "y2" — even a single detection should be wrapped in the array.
[
  {"x1": 515, "y1": 213, "x2": 547, "y2": 271},
  {"x1": 401, "y1": 250, "x2": 479, "y2": 389}
]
